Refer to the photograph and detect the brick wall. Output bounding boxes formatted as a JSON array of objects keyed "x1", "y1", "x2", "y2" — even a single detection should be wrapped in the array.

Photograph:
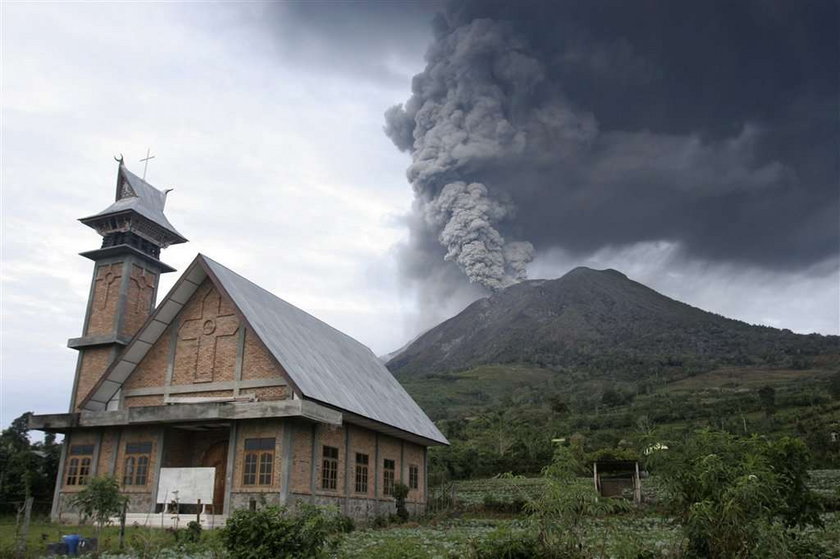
[
  {"x1": 291, "y1": 422, "x2": 314, "y2": 494},
  {"x1": 121, "y1": 264, "x2": 157, "y2": 337},
  {"x1": 123, "y1": 395, "x2": 164, "y2": 408},
  {"x1": 241, "y1": 329, "x2": 279, "y2": 380},
  {"x1": 123, "y1": 325, "x2": 171, "y2": 391},
  {"x1": 85, "y1": 262, "x2": 123, "y2": 336},
  {"x1": 74, "y1": 348, "x2": 114, "y2": 411}
]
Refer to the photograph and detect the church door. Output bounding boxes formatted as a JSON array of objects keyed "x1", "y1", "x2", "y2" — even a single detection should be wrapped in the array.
[{"x1": 200, "y1": 440, "x2": 228, "y2": 513}]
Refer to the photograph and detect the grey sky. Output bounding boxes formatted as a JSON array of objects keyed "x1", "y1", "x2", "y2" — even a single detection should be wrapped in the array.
[{"x1": 1, "y1": 1, "x2": 837, "y2": 427}]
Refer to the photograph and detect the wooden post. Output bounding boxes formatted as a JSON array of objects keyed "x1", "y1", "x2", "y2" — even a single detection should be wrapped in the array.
[
  {"x1": 15, "y1": 497, "x2": 34, "y2": 559},
  {"x1": 593, "y1": 462, "x2": 599, "y2": 493},
  {"x1": 196, "y1": 499, "x2": 202, "y2": 525},
  {"x1": 118, "y1": 499, "x2": 127, "y2": 551}
]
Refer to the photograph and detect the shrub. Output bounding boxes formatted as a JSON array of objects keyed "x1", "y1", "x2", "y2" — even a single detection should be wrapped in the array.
[
  {"x1": 525, "y1": 446, "x2": 630, "y2": 557},
  {"x1": 393, "y1": 482, "x2": 410, "y2": 522},
  {"x1": 221, "y1": 503, "x2": 348, "y2": 559},
  {"x1": 649, "y1": 430, "x2": 822, "y2": 558},
  {"x1": 184, "y1": 520, "x2": 202, "y2": 543}
]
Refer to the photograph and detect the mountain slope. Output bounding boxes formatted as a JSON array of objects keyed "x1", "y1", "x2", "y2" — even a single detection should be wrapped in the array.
[{"x1": 387, "y1": 267, "x2": 837, "y2": 378}]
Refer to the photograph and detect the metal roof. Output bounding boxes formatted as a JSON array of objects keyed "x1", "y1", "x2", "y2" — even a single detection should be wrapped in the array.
[
  {"x1": 82, "y1": 162, "x2": 185, "y2": 241},
  {"x1": 81, "y1": 254, "x2": 448, "y2": 446}
]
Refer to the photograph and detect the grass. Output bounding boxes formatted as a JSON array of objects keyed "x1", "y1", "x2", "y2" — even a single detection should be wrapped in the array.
[{"x1": 0, "y1": 518, "x2": 218, "y2": 559}]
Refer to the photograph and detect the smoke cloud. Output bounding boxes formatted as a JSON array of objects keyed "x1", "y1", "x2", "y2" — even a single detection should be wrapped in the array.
[{"x1": 385, "y1": 0, "x2": 838, "y2": 297}]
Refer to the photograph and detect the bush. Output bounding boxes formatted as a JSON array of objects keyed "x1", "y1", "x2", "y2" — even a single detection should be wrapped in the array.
[
  {"x1": 221, "y1": 503, "x2": 349, "y2": 559},
  {"x1": 650, "y1": 430, "x2": 823, "y2": 558},
  {"x1": 184, "y1": 520, "x2": 202, "y2": 543},
  {"x1": 393, "y1": 482, "x2": 410, "y2": 522}
]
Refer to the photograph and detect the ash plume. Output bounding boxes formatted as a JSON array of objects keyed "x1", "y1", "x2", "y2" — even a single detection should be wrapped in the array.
[{"x1": 385, "y1": 0, "x2": 838, "y2": 297}]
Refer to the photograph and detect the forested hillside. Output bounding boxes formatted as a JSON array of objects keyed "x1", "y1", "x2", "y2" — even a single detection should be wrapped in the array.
[{"x1": 387, "y1": 268, "x2": 840, "y2": 478}]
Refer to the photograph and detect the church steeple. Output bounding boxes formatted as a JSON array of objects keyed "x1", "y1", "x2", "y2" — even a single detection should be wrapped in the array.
[{"x1": 67, "y1": 159, "x2": 187, "y2": 411}]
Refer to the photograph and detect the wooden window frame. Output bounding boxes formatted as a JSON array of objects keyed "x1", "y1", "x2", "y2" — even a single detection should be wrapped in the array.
[
  {"x1": 66, "y1": 444, "x2": 94, "y2": 487},
  {"x1": 321, "y1": 445, "x2": 339, "y2": 491},
  {"x1": 409, "y1": 464, "x2": 419, "y2": 490},
  {"x1": 243, "y1": 438, "x2": 275, "y2": 487},
  {"x1": 354, "y1": 453, "x2": 368, "y2": 493},
  {"x1": 123, "y1": 442, "x2": 152, "y2": 486},
  {"x1": 383, "y1": 458, "x2": 395, "y2": 496}
]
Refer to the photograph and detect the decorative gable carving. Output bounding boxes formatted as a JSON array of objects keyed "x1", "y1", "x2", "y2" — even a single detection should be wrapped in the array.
[{"x1": 174, "y1": 281, "x2": 240, "y2": 384}]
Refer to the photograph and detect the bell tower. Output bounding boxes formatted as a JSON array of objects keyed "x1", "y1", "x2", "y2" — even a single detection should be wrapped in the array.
[{"x1": 67, "y1": 158, "x2": 187, "y2": 410}]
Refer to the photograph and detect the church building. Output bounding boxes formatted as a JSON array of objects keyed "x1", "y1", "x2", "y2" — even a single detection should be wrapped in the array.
[{"x1": 30, "y1": 161, "x2": 447, "y2": 522}]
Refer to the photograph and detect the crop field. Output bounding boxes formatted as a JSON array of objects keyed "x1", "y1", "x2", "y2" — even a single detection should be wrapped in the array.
[{"x1": 334, "y1": 514, "x2": 686, "y2": 559}]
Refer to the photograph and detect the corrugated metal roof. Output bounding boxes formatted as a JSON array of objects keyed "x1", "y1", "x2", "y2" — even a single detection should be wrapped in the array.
[
  {"x1": 80, "y1": 254, "x2": 447, "y2": 445},
  {"x1": 84, "y1": 163, "x2": 184, "y2": 240},
  {"x1": 203, "y1": 256, "x2": 448, "y2": 445}
]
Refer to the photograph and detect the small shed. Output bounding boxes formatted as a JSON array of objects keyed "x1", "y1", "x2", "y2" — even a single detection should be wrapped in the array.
[{"x1": 593, "y1": 460, "x2": 641, "y2": 504}]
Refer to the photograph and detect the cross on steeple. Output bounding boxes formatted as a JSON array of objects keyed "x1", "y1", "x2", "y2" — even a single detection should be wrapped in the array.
[{"x1": 140, "y1": 148, "x2": 156, "y2": 181}]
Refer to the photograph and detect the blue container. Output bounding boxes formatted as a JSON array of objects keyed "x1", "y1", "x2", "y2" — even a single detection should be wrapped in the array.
[{"x1": 62, "y1": 534, "x2": 82, "y2": 556}]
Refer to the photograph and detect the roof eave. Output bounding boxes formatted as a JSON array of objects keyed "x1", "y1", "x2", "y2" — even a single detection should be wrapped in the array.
[{"x1": 79, "y1": 209, "x2": 188, "y2": 245}]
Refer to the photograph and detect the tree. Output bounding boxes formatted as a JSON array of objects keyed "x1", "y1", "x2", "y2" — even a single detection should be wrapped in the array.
[
  {"x1": 0, "y1": 413, "x2": 61, "y2": 515},
  {"x1": 69, "y1": 476, "x2": 127, "y2": 540}
]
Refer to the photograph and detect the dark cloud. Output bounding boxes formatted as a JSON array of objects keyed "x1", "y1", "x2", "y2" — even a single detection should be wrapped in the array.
[
  {"x1": 262, "y1": 1, "x2": 442, "y2": 85},
  {"x1": 386, "y1": 0, "x2": 839, "y2": 292}
]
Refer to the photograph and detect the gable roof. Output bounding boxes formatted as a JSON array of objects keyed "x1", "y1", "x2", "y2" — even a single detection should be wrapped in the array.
[
  {"x1": 80, "y1": 162, "x2": 186, "y2": 243},
  {"x1": 80, "y1": 254, "x2": 448, "y2": 446}
]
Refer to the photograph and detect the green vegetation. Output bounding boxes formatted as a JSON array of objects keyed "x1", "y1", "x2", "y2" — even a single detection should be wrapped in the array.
[
  {"x1": 651, "y1": 431, "x2": 823, "y2": 558},
  {"x1": 407, "y1": 359, "x2": 840, "y2": 481},
  {"x1": 68, "y1": 476, "x2": 127, "y2": 542},
  {"x1": 0, "y1": 412, "x2": 60, "y2": 516},
  {"x1": 221, "y1": 503, "x2": 352, "y2": 559}
]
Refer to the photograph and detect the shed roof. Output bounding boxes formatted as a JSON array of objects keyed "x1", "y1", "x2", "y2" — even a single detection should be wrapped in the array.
[
  {"x1": 81, "y1": 162, "x2": 185, "y2": 242},
  {"x1": 80, "y1": 254, "x2": 448, "y2": 446}
]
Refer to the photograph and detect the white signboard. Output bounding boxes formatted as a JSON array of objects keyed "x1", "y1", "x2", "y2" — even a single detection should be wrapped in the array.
[{"x1": 156, "y1": 467, "x2": 215, "y2": 504}]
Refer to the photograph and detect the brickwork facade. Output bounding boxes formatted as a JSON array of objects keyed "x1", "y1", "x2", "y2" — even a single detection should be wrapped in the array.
[
  {"x1": 74, "y1": 348, "x2": 115, "y2": 411},
  {"x1": 173, "y1": 280, "x2": 240, "y2": 385},
  {"x1": 123, "y1": 325, "x2": 171, "y2": 391},
  {"x1": 241, "y1": 329, "x2": 279, "y2": 380},
  {"x1": 85, "y1": 262, "x2": 124, "y2": 336},
  {"x1": 121, "y1": 264, "x2": 157, "y2": 337}
]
